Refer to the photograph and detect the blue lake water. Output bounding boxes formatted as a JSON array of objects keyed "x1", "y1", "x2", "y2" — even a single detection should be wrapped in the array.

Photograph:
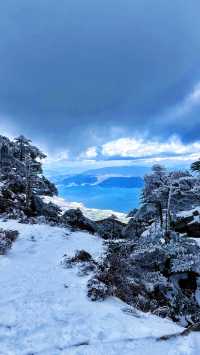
[{"x1": 57, "y1": 185, "x2": 142, "y2": 213}]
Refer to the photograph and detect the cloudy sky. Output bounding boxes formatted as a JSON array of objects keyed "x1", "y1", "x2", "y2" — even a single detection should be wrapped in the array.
[{"x1": 0, "y1": 0, "x2": 200, "y2": 167}]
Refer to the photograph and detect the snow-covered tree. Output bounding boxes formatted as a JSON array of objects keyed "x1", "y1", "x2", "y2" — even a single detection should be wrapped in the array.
[
  {"x1": 138, "y1": 165, "x2": 200, "y2": 228},
  {"x1": 191, "y1": 158, "x2": 200, "y2": 173},
  {"x1": 0, "y1": 134, "x2": 57, "y2": 217},
  {"x1": 140, "y1": 164, "x2": 169, "y2": 228},
  {"x1": 14, "y1": 135, "x2": 32, "y2": 161}
]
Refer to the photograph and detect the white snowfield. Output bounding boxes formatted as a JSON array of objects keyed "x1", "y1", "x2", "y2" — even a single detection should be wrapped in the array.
[{"x1": 0, "y1": 220, "x2": 200, "y2": 355}]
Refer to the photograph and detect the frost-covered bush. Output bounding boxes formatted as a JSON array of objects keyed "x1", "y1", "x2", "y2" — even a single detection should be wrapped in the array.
[
  {"x1": 87, "y1": 278, "x2": 111, "y2": 301},
  {"x1": 0, "y1": 229, "x2": 18, "y2": 254},
  {"x1": 61, "y1": 249, "x2": 97, "y2": 276},
  {"x1": 88, "y1": 230, "x2": 200, "y2": 325}
]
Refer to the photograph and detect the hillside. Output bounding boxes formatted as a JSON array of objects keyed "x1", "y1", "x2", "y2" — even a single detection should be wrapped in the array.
[
  {"x1": 1, "y1": 135, "x2": 200, "y2": 354},
  {"x1": 1, "y1": 219, "x2": 199, "y2": 355}
]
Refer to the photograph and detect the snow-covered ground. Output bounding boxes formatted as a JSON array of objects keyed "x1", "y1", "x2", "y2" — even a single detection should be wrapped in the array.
[{"x1": 0, "y1": 219, "x2": 200, "y2": 355}]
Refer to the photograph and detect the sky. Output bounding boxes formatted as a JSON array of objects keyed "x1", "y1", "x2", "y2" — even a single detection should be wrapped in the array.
[{"x1": 0, "y1": 0, "x2": 200, "y2": 168}]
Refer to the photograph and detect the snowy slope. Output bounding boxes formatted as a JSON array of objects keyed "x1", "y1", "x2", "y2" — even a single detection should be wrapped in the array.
[{"x1": 0, "y1": 220, "x2": 199, "y2": 355}]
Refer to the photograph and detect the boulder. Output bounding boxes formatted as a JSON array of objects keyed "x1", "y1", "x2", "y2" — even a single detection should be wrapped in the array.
[
  {"x1": 187, "y1": 221, "x2": 200, "y2": 238},
  {"x1": 173, "y1": 215, "x2": 194, "y2": 233},
  {"x1": 173, "y1": 210, "x2": 200, "y2": 238},
  {"x1": 30, "y1": 196, "x2": 61, "y2": 223},
  {"x1": 61, "y1": 208, "x2": 97, "y2": 234},
  {"x1": 42, "y1": 202, "x2": 61, "y2": 223},
  {"x1": 96, "y1": 216, "x2": 126, "y2": 239},
  {"x1": 71, "y1": 250, "x2": 93, "y2": 263}
]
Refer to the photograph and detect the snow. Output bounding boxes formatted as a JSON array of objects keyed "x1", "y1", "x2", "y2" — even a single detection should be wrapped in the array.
[
  {"x1": 177, "y1": 207, "x2": 200, "y2": 218},
  {"x1": 42, "y1": 195, "x2": 129, "y2": 223},
  {"x1": 0, "y1": 219, "x2": 200, "y2": 355}
]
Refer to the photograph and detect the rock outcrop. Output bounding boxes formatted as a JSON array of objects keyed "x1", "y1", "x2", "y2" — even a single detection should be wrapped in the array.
[
  {"x1": 61, "y1": 208, "x2": 97, "y2": 234},
  {"x1": 122, "y1": 217, "x2": 147, "y2": 239},
  {"x1": 173, "y1": 208, "x2": 200, "y2": 238},
  {"x1": 96, "y1": 216, "x2": 126, "y2": 239}
]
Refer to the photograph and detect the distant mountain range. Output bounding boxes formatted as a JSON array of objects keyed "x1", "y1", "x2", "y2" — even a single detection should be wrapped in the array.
[
  {"x1": 52, "y1": 165, "x2": 148, "y2": 189},
  {"x1": 83, "y1": 165, "x2": 150, "y2": 177},
  {"x1": 97, "y1": 176, "x2": 143, "y2": 188}
]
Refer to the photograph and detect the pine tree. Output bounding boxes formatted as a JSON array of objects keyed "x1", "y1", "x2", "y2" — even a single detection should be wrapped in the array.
[
  {"x1": 14, "y1": 135, "x2": 32, "y2": 161},
  {"x1": 191, "y1": 159, "x2": 200, "y2": 173}
]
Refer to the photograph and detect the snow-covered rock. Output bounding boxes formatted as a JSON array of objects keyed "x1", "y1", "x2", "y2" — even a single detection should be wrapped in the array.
[{"x1": 173, "y1": 208, "x2": 200, "y2": 237}]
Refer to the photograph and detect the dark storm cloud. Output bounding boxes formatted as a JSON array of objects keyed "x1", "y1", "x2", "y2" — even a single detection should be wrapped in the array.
[{"x1": 0, "y1": 0, "x2": 200, "y2": 154}]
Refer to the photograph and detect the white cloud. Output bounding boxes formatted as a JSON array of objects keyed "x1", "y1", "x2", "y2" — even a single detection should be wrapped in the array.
[
  {"x1": 44, "y1": 150, "x2": 69, "y2": 164},
  {"x1": 101, "y1": 135, "x2": 200, "y2": 159},
  {"x1": 45, "y1": 134, "x2": 200, "y2": 169},
  {"x1": 84, "y1": 146, "x2": 98, "y2": 159}
]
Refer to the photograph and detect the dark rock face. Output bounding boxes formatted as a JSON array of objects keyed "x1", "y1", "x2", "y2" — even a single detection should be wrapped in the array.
[
  {"x1": 122, "y1": 218, "x2": 147, "y2": 239},
  {"x1": 173, "y1": 209, "x2": 200, "y2": 238},
  {"x1": 61, "y1": 208, "x2": 97, "y2": 234},
  {"x1": 41, "y1": 202, "x2": 61, "y2": 223},
  {"x1": 187, "y1": 221, "x2": 200, "y2": 237},
  {"x1": 96, "y1": 217, "x2": 126, "y2": 240}
]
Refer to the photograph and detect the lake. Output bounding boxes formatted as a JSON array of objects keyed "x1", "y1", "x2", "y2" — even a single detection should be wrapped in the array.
[{"x1": 57, "y1": 185, "x2": 142, "y2": 213}]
